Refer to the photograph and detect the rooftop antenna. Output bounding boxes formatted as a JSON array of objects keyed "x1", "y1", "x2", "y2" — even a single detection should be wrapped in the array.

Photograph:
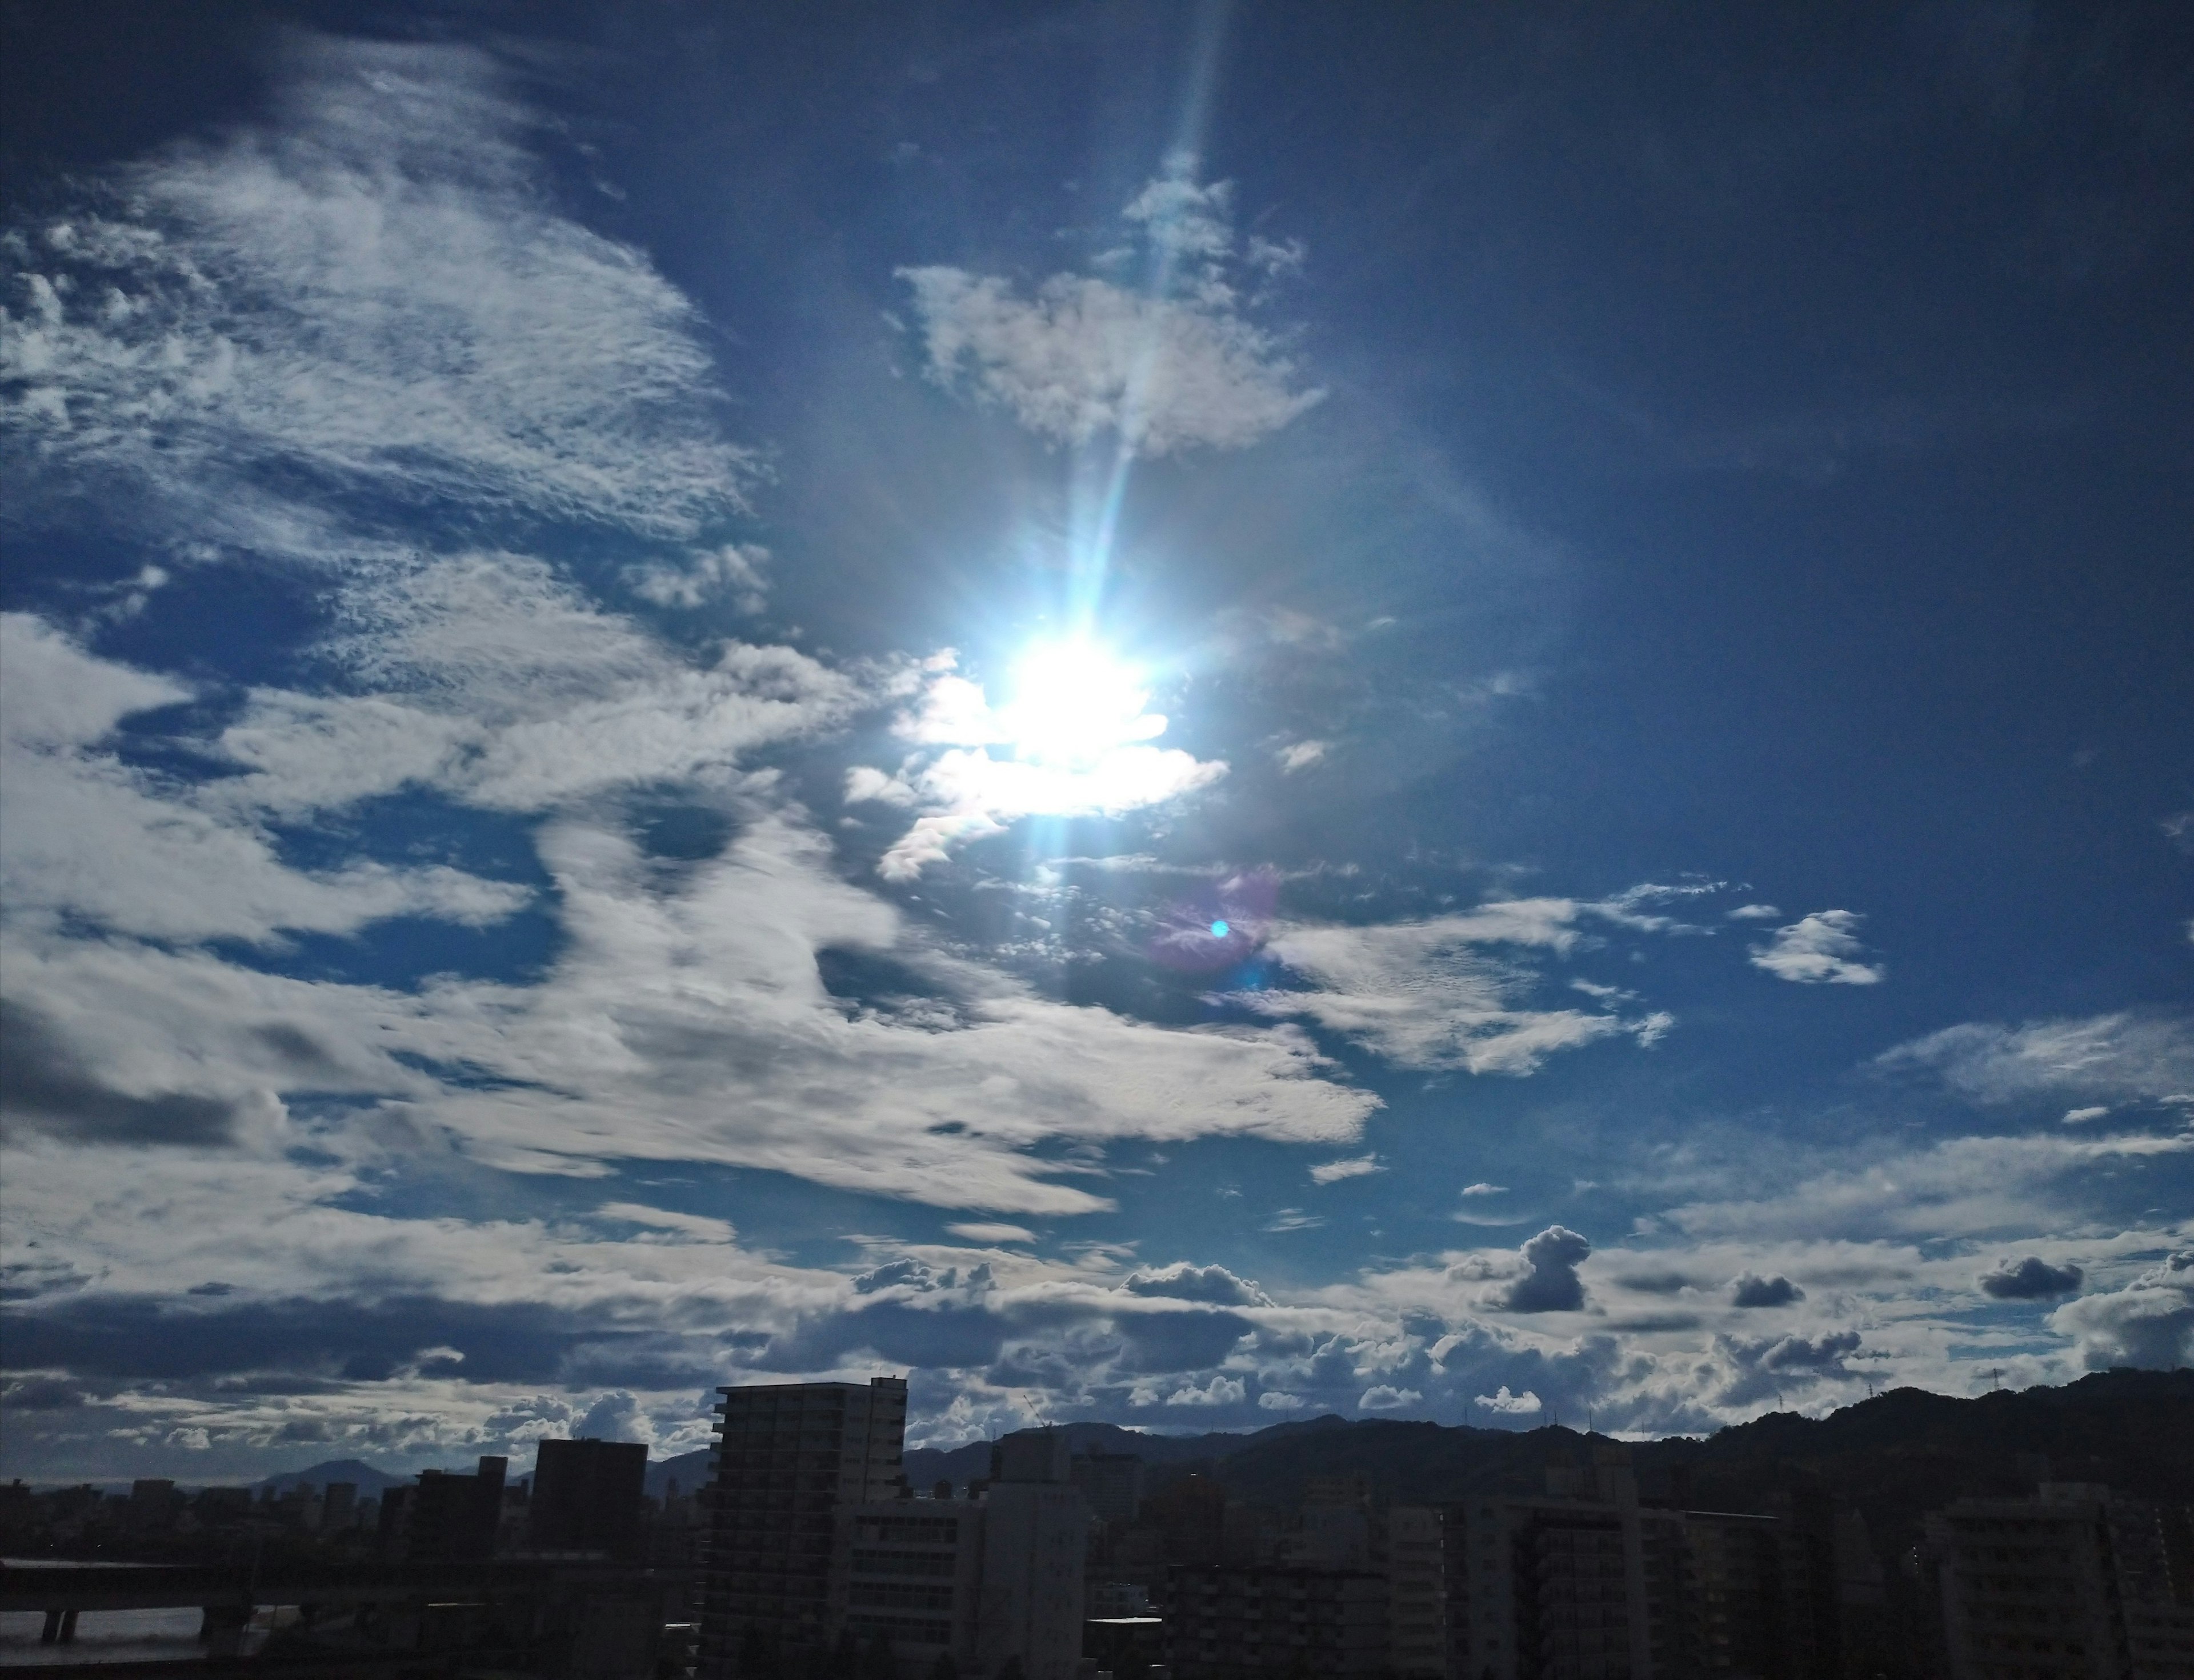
[{"x1": 1983, "y1": 1366, "x2": 2005, "y2": 1392}]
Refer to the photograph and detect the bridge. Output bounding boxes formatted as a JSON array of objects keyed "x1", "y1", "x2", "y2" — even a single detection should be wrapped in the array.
[{"x1": 0, "y1": 1559, "x2": 684, "y2": 1663}]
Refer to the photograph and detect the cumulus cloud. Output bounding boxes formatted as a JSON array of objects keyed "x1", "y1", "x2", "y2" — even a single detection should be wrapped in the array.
[
  {"x1": 2051, "y1": 1252, "x2": 2194, "y2": 1367},
  {"x1": 1164, "y1": 1374, "x2": 1247, "y2": 1407},
  {"x1": 897, "y1": 158, "x2": 1322, "y2": 457},
  {"x1": 1725, "y1": 903, "x2": 1781, "y2": 921},
  {"x1": 1275, "y1": 739, "x2": 1329, "y2": 773},
  {"x1": 1729, "y1": 1272, "x2": 1804, "y2": 1308},
  {"x1": 1359, "y1": 1385, "x2": 1422, "y2": 1412},
  {"x1": 1709, "y1": 1329, "x2": 1864, "y2": 1407},
  {"x1": 1748, "y1": 910, "x2": 1884, "y2": 984},
  {"x1": 1492, "y1": 1226, "x2": 1592, "y2": 1313},
  {"x1": 1879, "y1": 1011, "x2": 2194, "y2": 1106},
  {"x1": 1474, "y1": 1385, "x2": 1541, "y2": 1415},
  {"x1": 1232, "y1": 901, "x2": 1676, "y2": 1074},
  {"x1": 1978, "y1": 1256, "x2": 2084, "y2": 1299}
]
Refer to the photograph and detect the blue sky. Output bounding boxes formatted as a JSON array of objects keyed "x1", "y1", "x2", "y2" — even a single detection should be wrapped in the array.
[{"x1": 2, "y1": 2, "x2": 2189, "y2": 1479}]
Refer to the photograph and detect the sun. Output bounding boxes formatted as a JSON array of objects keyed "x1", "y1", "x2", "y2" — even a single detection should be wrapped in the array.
[{"x1": 999, "y1": 638, "x2": 1168, "y2": 767}]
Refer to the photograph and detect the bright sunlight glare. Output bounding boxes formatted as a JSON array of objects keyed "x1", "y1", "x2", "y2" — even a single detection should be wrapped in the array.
[{"x1": 1000, "y1": 639, "x2": 1168, "y2": 767}]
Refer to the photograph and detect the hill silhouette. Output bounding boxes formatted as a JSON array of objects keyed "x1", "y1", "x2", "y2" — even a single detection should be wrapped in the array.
[{"x1": 899, "y1": 1369, "x2": 2189, "y2": 1555}]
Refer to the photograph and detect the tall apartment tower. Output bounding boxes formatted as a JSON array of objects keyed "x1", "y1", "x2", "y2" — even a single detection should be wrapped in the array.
[
  {"x1": 530, "y1": 1437, "x2": 650, "y2": 1558},
  {"x1": 699, "y1": 1377, "x2": 907, "y2": 1679}
]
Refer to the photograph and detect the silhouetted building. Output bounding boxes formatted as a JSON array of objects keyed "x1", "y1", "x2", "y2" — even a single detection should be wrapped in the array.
[
  {"x1": 1928, "y1": 1482, "x2": 2194, "y2": 1680},
  {"x1": 531, "y1": 1437, "x2": 649, "y2": 1558},
  {"x1": 379, "y1": 1456, "x2": 506, "y2": 1565},
  {"x1": 1166, "y1": 1564, "x2": 1390, "y2": 1678},
  {"x1": 1423, "y1": 1448, "x2": 1845, "y2": 1680},
  {"x1": 1390, "y1": 1505, "x2": 1446, "y2": 1679},
  {"x1": 699, "y1": 1376, "x2": 907, "y2": 1679},
  {"x1": 1072, "y1": 1451, "x2": 1147, "y2": 1525},
  {"x1": 322, "y1": 1481, "x2": 358, "y2": 1532}
]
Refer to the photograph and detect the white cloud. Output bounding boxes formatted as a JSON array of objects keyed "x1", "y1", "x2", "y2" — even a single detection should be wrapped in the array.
[
  {"x1": 0, "y1": 36, "x2": 756, "y2": 554},
  {"x1": 2063, "y1": 1106, "x2": 2109, "y2": 1125},
  {"x1": 626, "y1": 544, "x2": 771, "y2": 613},
  {"x1": 2051, "y1": 1251, "x2": 2194, "y2": 1369},
  {"x1": 947, "y1": 1223, "x2": 1036, "y2": 1245},
  {"x1": 1256, "y1": 1390, "x2": 1308, "y2": 1410},
  {"x1": 1748, "y1": 910, "x2": 1885, "y2": 984},
  {"x1": 1461, "y1": 1182, "x2": 1508, "y2": 1197},
  {"x1": 1358, "y1": 1385, "x2": 1422, "y2": 1412},
  {"x1": 1725, "y1": 903, "x2": 1781, "y2": 920},
  {"x1": 1664, "y1": 1128, "x2": 2194, "y2": 1243},
  {"x1": 1474, "y1": 1385, "x2": 1541, "y2": 1415},
  {"x1": 1879, "y1": 1012, "x2": 2194, "y2": 1106},
  {"x1": 206, "y1": 555, "x2": 860, "y2": 818},
  {"x1": 1, "y1": 615, "x2": 531, "y2": 946},
  {"x1": 1232, "y1": 901, "x2": 1675, "y2": 1074},
  {"x1": 1275, "y1": 739, "x2": 1329, "y2": 773},
  {"x1": 1310, "y1": 1154, "x2": 1384, "y2": 1185},
  {"x1": 896, "y1": 159, "x2": 1322, "y2": 458},
  {"x1": 1165, "y1": 1374, "x2": 1247, "y2": 1407}
]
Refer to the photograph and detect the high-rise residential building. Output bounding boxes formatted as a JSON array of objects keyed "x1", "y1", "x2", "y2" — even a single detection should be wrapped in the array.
[
  {"x1": 975, "y1": 1433, "x2": 1089, "y2": 1680},
  {"x1": 1072, "y1": 1451, "x2": 1147, "y2": 1526},
  {"x1": 698, "y1": 1377, "x2": 907, "y2": 1679},
  {"x1": 379, "y1": 1455, "x2": 507, "y2": 1564},
  {"x1": 1388, "y1": 1505, "x2": 1447, "y2": 1679},
  {"x1": 1415, "y1": 1449, "x2": 1846, "y2": 1680},
  {"x1": 1928, "y1": 1482, "x2": 2194, "y2": 1680},
  {"x1": 831, "y1": 1427, "x2": 1088, "y2": 1680},
  {"x1": 530, "y1": 1437, "x2": 649, "y2": 1558}
]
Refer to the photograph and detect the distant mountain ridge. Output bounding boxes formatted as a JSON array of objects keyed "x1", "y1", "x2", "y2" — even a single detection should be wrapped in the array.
[
  {"x1": 238, "y1": 1369, "x2": 2191, "y2": 1528},
  {"x1": 253, "y1": 1458, "x2": 411, "y2": 1497}
]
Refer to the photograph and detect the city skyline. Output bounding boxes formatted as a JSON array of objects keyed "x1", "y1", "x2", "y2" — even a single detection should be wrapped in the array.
[{"x1": 2, "y1": 2, "x2": 2191, "y2": 1483}]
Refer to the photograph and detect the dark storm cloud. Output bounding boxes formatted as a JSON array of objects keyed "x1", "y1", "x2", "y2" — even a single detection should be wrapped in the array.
[
  {"x1": 1113, "y1": 1309, "x2": 1254, "y2": 1374},
  {"x1": 0, "y1": 998, "x2": 241, "y2": 1146},
  {"x1": 1, "y1": 1376, "x2": 87, "y2": 1411},
  {"x1": 1977, "y1": 1255, "x2": 2084, "y2": 1300},
  {"x1": 1495, "y1": 1226, "x2": 1592, "y2": 1313},
  {"x1": 762, "y1": 1299, "x2": 1015, "y2": 1373},
  {"x1": 1729, "y1": 1272, "x2": 1804, "y2": 1308},
  {"x1": 0, "y1": 1294, "x2": 666, "y2": 1386}
]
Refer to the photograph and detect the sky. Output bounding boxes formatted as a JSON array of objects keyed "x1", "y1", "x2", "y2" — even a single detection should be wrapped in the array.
[{"x1": 1, "y1": 1, "x2": 2190, "y2": 1482}]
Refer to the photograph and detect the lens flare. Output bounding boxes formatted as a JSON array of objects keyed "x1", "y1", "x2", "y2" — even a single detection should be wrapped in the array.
[
  {"x1": 1000, "y1": 639, "x2": 1167, "y2": 767},
  {"x1": 1210, "y1": 920, "x2": 1230, "y2": 937}
]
